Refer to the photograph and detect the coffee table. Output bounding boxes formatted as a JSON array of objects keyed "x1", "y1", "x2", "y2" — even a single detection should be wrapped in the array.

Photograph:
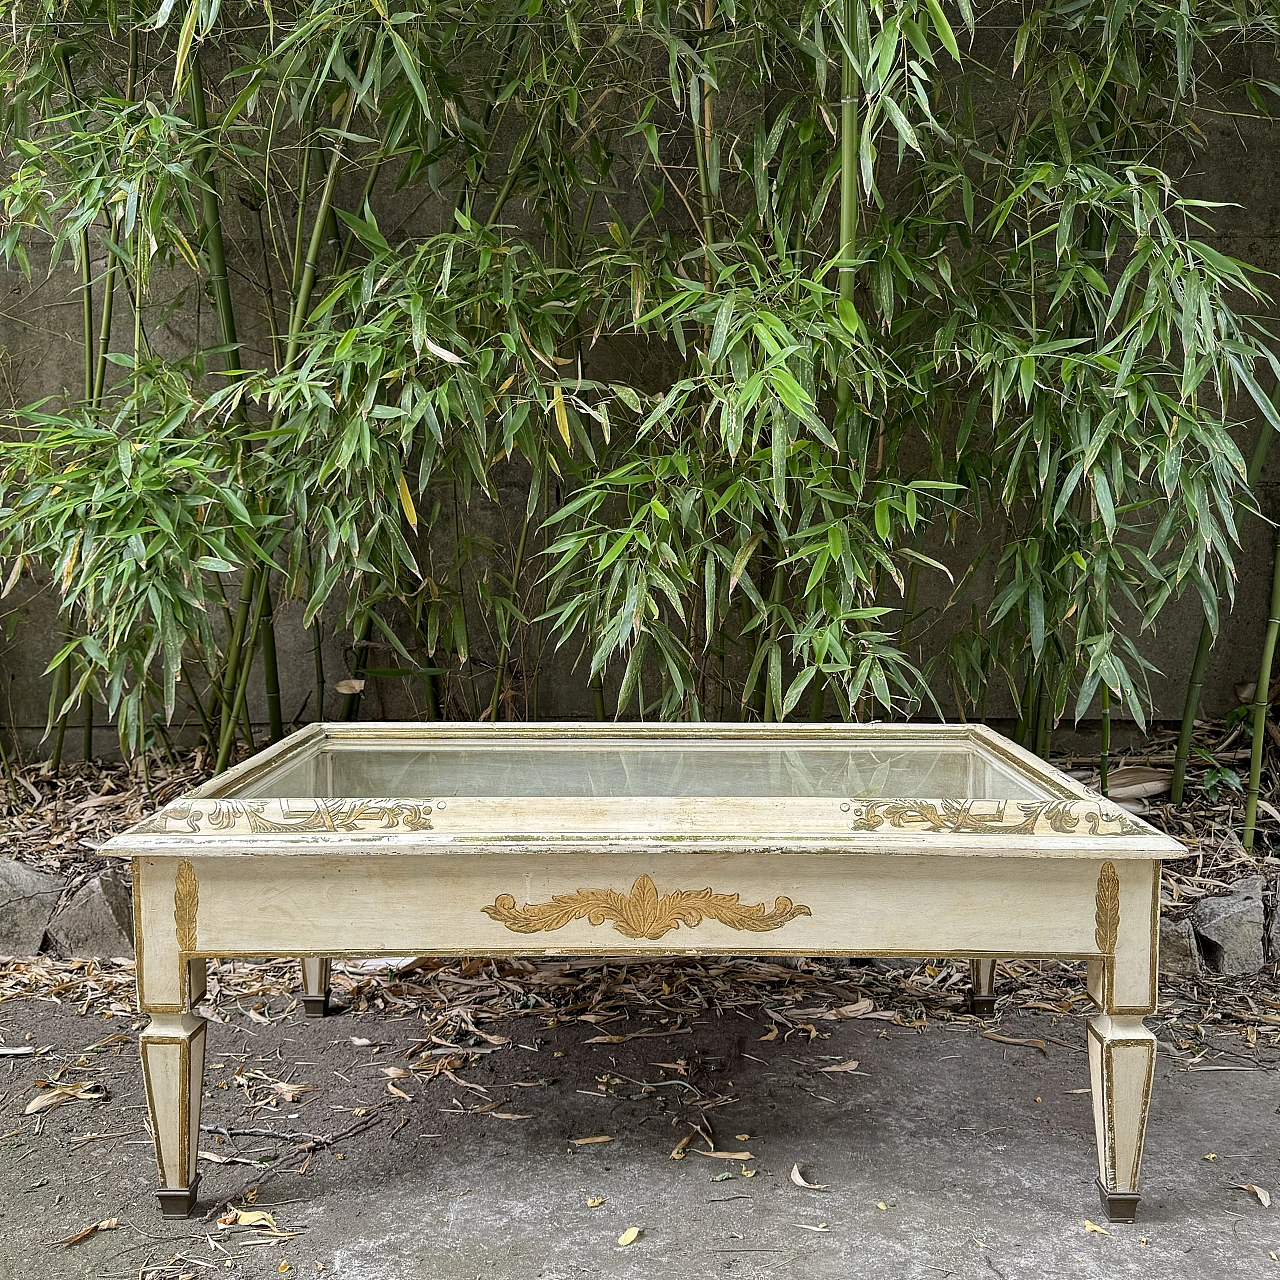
[{"x1": 102, "y1": 722, "x2": 1181, "y2": 1222}]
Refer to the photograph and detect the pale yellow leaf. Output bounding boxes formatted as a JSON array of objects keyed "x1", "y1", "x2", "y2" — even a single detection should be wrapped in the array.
[
  {"x1": 552, "y1": 384, "x2": 571, "y2": 449},
  {"x1": 397, "y1": 473, "x2": 418, "y2": 530},
  {"x1": 790, "y1": 1163, "x2": 828, "y2": 1190}
]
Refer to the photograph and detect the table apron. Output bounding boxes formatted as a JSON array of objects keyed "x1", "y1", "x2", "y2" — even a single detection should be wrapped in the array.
[{"x1": 134, "y1": 852, "x2": 1158, "y2": 997}]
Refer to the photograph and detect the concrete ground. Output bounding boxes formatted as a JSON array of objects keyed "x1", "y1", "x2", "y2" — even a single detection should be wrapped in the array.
[{"x1": 0, "y1": 984, "x2": 1277, "y2": 1280}]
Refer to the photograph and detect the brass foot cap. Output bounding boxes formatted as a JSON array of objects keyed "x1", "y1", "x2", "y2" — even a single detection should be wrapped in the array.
[
  {"x1": 157, "y1": 1178, "x2": 199, "y2": 1219},
  {"x1": 1096, "y1": 1179, "x2": 1140, "y2": 1223},
  {"x1": 969, "y1": 994, "x2": 997, "y2": 1019},
  {"x1": 301, "y1": 994, "x2": 330, "y2": 1018}
]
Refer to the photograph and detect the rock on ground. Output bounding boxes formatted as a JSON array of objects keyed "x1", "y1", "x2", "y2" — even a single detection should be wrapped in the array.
[
  {"x1": 1159, "y1": 916, "x2": 1203, "y2": 979},
  {"x1": 1191, "y1": 888, "x2": 1266, "y2": 977},
  {"x1": 0, "y1": 859, "x2": 65, "y2": 954},
  {"x1": 46, "y1": 868, "x2": 134, "y2": 959}
]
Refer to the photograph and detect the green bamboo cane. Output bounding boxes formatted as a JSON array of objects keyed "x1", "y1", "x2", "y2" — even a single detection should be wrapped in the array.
[
  {"x1": 834, "y1": 0, "x2": 860, "y2": 447},
  {"x1": 189, "y1": 54, "x2": 287, "y2": 751},
  {"x1": 1171, "y1": 418, "x2": 1275, "y2": 803},
  {"x1": 260, "y1": 579, "x2": 283, "y2": 742},
  {"x1": 215, "y1": 567, "x2": 270, "y2": 773},
  {"x1": 487, "y1": 509, "x2": 531, "y2": 722},
  {"x1": 1243, "y1": 527, "x2": 1280, "y2": 850},
  {"x1": 340, "y1": 614, "x2": 374, "y2": 721},
  {"x1": 48, "y1": 623, "x2": 71, "y2": 773},
  {"x1": 52, "y1": 52, "x2": 93, "y2": 769},
  {"x1": 281, "y1": 36, "x2": 370, "y2": 378},
  {"x1": 216, "y1": 569, "x2": 256, "y2": 755},
  {"x1": 1099, "y1": 685, "x2": 1111, "y2": 795},
  {"x1": 91, "y1": 24, "x2": 137, "y2": 406},
  {"x1": 312, "y1": 614, "x2": 327, "y2": 723}
]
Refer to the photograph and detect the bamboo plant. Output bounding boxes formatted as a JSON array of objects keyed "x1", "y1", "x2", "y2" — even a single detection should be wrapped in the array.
[{"x1": 0, "y1": 0, "x2": 1274, "y2": 783}]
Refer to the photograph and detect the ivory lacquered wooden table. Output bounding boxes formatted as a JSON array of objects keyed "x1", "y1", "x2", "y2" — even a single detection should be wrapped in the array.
[{"x1": 102, "y1": 722, "x2": 1181, "y2": 1222}]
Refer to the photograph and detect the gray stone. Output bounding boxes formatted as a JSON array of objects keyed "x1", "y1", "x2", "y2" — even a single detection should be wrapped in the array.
[
  {"x1": 1191, "y1": 890, "x2": 1266, "y2": 977},
  {"x1": 1270, "y1": 875, "x2": 1280, "y2": 962},
  {"x1": 47, "y1": 868, "x2": 134, "y2": 959},
  {"x1": 1159, "y1": 917, "x2": 1203, "y2": 979},
  {"x1": 1229, "y1": 875, "x2": 1266, "y2": 901},
  {"x1": 0, "y1": 860, "x2": 65, "y2": 955}
]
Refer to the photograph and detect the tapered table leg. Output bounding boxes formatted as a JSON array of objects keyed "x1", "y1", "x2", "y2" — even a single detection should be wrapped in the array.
[
  {"x1": 301, "y1": 957, "x2": 332, "y2": 1017},
  {"x1": 1088, "y1": 1014, "x2": 1155, "y2": 1223},
  {"x1": 969, "y1": 958, "x2": 997, "y2": 1018},
  {"x1": 141, "y1": 1006, "x2": 206, "y2": 1217}
]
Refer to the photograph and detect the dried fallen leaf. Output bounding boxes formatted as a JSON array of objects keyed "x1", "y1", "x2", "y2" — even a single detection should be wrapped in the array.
[
  {"x1": 1237, "y1": 1183, "x2": 1272, "y2": 1208},
  {"x1": 826, "y1": 999, "x2": 876, "y2": 1019},
  {"x1": 1106, "y1": 766, "x2": 1172, "y2": 801},
  {"x1": 333, "y1": 679, "x2": 365, "y2": 695},
  {"x1": 790, "y1": 1163, "x2": 829, "y2": 1190},
  {"x1": 570, "y1": 1135, "x2": 613, "y2": 1146},
  {"x1": 199, "y1": 1150, "x2": 263, "y2": 1166},
  {"x1": 382, "y1": 1067, "x2": 412, "y2": 1078},
  {"x1": 759, "y1": 1025, "x2": 779, "y2": 1042},
  {"x1": 387, "y1": 1083, "x2": 413, "y2": 1100},
  {"x1": 587, "y1": 1197, "x2": 605, "y2": 1208},
  {"x1": 818, "y1": 1059, "x2": 862, "y2": 1074},
  {"x1": 617, "y1": 1227, "x2": 642, "y2": 1247},
  {"x1": 981, "y1": 1031, "x2": 1048, "y2": 1055},
  {"x1": 693, "y1": 1148, "x2": 754, "y2": 1160},
  {"x1": 25, "y1": 1081, "x2": 105, "y2": 1114},
  {"x1": 219, "y1": 1208, "x2": 279, "y2": 1230},
  {"x1": 60, "y1": 1217, "x2": 118, "y2": 1247},
  {"x1": 794, "y1": 1223, "x2": 829, "y2": 1231},
  {"x1": 1084, "y1": 1220, "x2": 1109, "y2": 1235},
  {"x1": 670, "y1": 1135, "x2": 692, "y2": 1160}
]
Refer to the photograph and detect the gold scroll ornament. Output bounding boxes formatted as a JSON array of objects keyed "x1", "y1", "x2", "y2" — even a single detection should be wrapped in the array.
[{"x1": 483, "y1": 874, "x2": 812, "y2": 941}]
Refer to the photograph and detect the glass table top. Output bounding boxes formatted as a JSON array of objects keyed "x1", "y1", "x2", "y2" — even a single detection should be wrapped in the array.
[{"x1": 237, "y1": 740, "x2": 1050, "y2": 802}]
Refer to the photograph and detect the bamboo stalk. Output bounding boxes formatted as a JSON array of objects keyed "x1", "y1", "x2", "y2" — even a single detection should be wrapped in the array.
[
  {"x1": 215, "y1": 568, "x2": 270, "y2": 774},
  {"x1": 1243, "y1": 527, "x2": 1280, "y2": 851},
  {"x1": 260, "y1": 579, "x2": 283, "y2": 742},
  {"x1": 834, "y1": 0, "x2": 860, "y2": 446},
  {"x1": 281, "y1": 36, "x2": 371, "y2": 377},
  {"x1": 187, "y1": 57, "x2": 241, "y2": 378},
  {"x1": 339, "y1": 614, "x2": 373, "y2": 721},
  {"x1": 216, "y1": 570, "x2": 256, "y2": 750},
  {"x1": 1099, "y1": 685, "x2": 1111, "y2": 795},
  {"x1": 1172, "y1": 418, "x2": 1275, "y2": 803},
  {"x1": 312, "y1": 616, "x2": 326, "y2": 723}
]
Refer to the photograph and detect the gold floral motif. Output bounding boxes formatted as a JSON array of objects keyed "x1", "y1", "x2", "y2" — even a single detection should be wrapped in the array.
[
  {"x1": 846, "y1": 797, "x2": 1137, "y2": 836},
  {"x1": 174, "y1": 859, "x2": 198, "y2": 954},
  {"x1": 135, "y1": 798, "x2": 434, "y2": 836},
  {"x1": 482, "y1": 874, "x2": 812, "y2": 941},
  {"x1": 1095, "y1": 860, "x2": 1120, "y2": 955}
]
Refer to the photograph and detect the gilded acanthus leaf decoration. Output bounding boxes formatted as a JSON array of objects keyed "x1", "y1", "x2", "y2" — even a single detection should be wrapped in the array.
[
  {"x1": 174, "y1": 859, "x2": 199, "y2": 954},
  {"x1": 134, "y1": 798, "x2": 434, "y2": 836},
  {"x1": 1094, "y1": 861, "x2": 1120, "y2": 955},
  {"x1": 847, "y1": 798, "x2": 1138, "y2": 836},
  {"x1": 482, "y1": 874, "x2": 812, "y2": 941}
]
